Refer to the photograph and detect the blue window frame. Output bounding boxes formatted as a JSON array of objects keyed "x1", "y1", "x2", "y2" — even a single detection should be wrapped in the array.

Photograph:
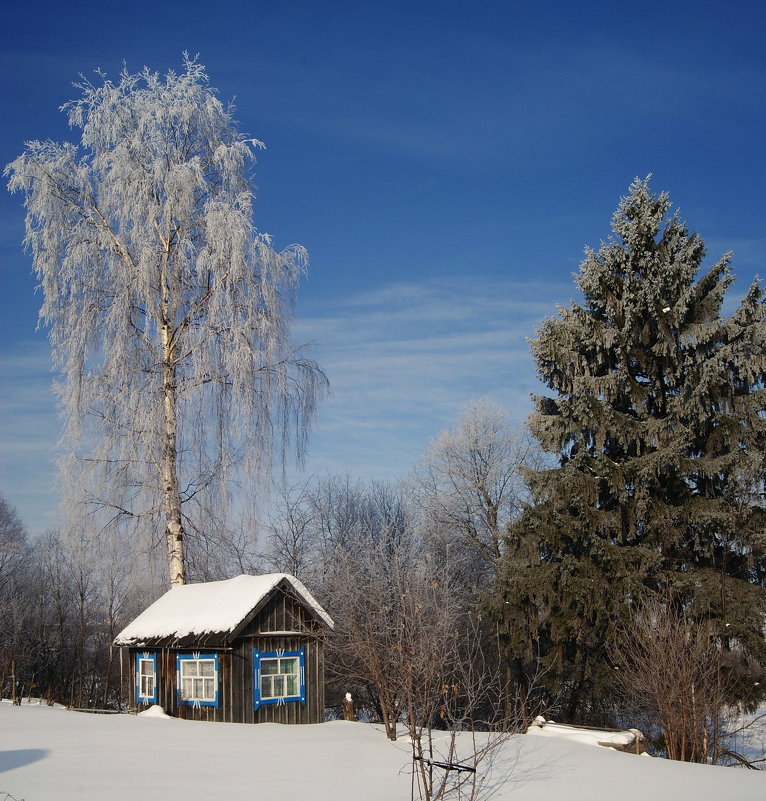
[
  {"x1": 253, "y1": 647, "x2": 305, "y2": 709},
  {"x1": 176, "y1": 653, "x2": 219, "y2": 707},
  {"x1": 135, "y1": 652, "x2": 157, "y2": 704}
]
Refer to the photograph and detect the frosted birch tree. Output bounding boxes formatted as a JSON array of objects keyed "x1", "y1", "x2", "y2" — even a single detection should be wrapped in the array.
[{"x1": 6, "y1": 57, "x2": 327, "y2": 587}]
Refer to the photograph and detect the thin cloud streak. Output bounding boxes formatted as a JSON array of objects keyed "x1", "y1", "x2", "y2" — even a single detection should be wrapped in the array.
[
  {"x1": 1, "y1": 277, "x2": 557, "y2": 532},
  {"x1": 0, "y1": 341, "x2": 61, "y2": 536},
  {"x1": 293, "y1": 277, "x2": 556, "y2": 482}
]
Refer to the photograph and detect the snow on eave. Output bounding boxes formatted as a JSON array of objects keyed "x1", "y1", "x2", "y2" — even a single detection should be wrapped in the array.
[{"x1": 114, "y1": 573, "x2": 334, "y2": 646}]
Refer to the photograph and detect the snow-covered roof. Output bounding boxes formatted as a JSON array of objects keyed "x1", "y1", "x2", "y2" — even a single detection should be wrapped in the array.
[{"x1": 114, "y1": 573, "x2": 334, "y2": 646}]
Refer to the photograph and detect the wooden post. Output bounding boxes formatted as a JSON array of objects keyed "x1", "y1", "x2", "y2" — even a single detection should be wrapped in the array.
[
  {"x1": 119, "y1": 647, "x2": 124, "y2": 711},
  {"x1": 342, "y1": 692, "x2": 356, "y2": 721}
]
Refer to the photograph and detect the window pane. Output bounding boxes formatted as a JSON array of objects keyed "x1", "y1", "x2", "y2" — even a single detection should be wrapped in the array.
[
  {"x1": 281, "y1": 657, "x2": 298, "y2": 675},
  {"x1": 179, "y1": 658, "x2": 217, "y2": 701},
  {"x1": 273, "y1": 676, "x2": 285, "y2": 697},
  {"x1": 261, "y1": 675, "x2": 273, "y2": 697},
  {"x1": 261, "y1": 659, "x2": 279, "y2": 675},
  {"x1": 181, "y1": 661, "x2": 197, "y2": 678},
  {"x1": 286, "y1": 675, "x2": 298, "y2": 696},
  {"x1": 138, "y1": 658, "x2": 156, "y2": 699}
]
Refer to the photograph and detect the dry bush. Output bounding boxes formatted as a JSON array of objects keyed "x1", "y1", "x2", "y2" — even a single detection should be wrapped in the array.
[{"x1": 612, "y1": 598, "x2": 734, "y2": 762}]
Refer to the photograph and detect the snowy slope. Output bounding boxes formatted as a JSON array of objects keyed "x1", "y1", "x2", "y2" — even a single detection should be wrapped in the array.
[{"x1": 1, "y1": 701, "x2": 763, "y2": 801}]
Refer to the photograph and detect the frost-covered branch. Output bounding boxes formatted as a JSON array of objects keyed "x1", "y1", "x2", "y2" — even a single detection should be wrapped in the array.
[{"x1": 6, "y1": 56, "x2": 328, "y2": 586}]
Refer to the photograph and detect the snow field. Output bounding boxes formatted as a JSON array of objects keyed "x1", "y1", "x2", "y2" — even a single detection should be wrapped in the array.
[{"x1": 1, "y1": 701, "x2": 764, "y2": 800}]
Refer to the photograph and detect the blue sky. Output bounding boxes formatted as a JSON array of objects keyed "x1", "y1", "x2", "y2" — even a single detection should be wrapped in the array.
[{"x1": 1, "y1": 1, "x2": 764, "y2": 535}]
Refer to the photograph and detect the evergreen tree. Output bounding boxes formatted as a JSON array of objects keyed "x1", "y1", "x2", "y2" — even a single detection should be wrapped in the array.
[{"x1": 492, "y1": 178, "x2": 766, "y2": 722}]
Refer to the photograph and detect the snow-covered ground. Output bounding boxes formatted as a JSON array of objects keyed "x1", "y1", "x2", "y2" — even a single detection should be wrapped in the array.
[{"x1": 1, "y1": 700, "x2": 764, "y2": 801}]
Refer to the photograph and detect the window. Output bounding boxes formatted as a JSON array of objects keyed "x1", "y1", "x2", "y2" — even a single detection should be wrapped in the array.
[
  {"x1": 253, "y1": 648, "x2": 305, "y2": 709},
  {"x1": 136, "y1": 653, "x2": 157, "y2": 703},
  {"x1": 261, "y1": 655, "x2": 299, "y2": 699},
  {"x1": 177, "y1": 653, "x2": 219, "y2": 707}
]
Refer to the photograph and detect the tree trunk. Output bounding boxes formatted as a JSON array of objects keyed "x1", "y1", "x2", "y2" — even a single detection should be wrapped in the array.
[{"x1": 162, "y1": 324, "x2": 186, "y2": 587}]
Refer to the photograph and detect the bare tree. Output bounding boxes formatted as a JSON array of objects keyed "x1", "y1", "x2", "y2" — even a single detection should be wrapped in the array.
[
  {"x1": 0, "y1": 496, "x2": 30, "y2": 702},
  {"x1": 410, "y1": 398, "x2": 544, "y2": 592},
  {"x1": 6, "y1": 56, "x2": 327, "y2": 587},
  {"x1": 320, "y1": 482, "x2": 489, "y2": 737},
  {"x1": 0, "y1": 495, "x2": 27, "y2": 591},
  {"x1": 406, "y1": 613, "x2": 534, "y2": 801},
  {"x1": 408, "y1": 402, "x2": 549, "y2": 731},
  {"x1": 262, "y1": 479, "x2": 319, "y2": 580},
  {"x1": 311, "y1": 480, "x2": 524, "y2": 800}
]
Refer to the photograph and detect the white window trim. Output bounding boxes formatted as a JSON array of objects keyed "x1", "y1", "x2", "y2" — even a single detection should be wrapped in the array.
[
  {"x1": 177, "y1": 653, "x2": 219, "y2": 707},
  {"x1": 260, "y1": 655, "x2": 300, "y2": 700},
  {"x1": 253, "y1": 647, "x2": 306, "y2": 709},
  {"x1": 136, "y1": 653, "x2": 157, "y2": 703}
]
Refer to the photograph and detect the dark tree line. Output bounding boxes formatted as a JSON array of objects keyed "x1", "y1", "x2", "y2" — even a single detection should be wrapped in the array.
[{"x1": 0, "y1": 499, "x2": 154, "y2": 707}]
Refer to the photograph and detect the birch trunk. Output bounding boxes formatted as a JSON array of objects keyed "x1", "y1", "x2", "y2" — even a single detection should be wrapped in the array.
[{"x1": 162, "y1": 323, "x2": 186, "y2": 587}]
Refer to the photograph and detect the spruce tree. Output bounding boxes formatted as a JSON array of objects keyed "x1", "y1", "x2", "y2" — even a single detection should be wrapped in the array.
[{"x1": 492, "y1": 178, "x2": 766, "y2": 722}]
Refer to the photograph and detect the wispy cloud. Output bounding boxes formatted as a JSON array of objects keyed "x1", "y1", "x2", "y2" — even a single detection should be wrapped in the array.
[
  {"x1": 290, "y1": 276, "x2": 565, "y2": 480},
  {"x1": 0, "y1": 275, "x2": 573, "y2": 533},
  {"x1": 0, "y1": 340, "x2": 61, "y2": 536}
]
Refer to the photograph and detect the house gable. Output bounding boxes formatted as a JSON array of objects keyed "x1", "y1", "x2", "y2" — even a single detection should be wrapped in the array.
[{"x1": 114, "y1": 573, "x2": 333, "y2": 648}]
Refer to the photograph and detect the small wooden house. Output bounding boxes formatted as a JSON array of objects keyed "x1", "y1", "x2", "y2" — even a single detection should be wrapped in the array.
[{"x1": 114, "y1": 573, "x2": 334, "y2": 724}]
